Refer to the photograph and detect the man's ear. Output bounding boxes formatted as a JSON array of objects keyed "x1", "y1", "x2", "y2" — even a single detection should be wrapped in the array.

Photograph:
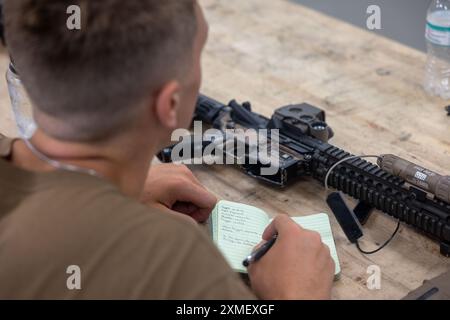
[{"x1": 154, "y1": 81, "x2": 181, "y2": 130}]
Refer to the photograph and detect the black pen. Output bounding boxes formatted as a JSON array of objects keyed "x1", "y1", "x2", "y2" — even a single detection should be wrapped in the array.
[{"x1": 242, "y1": 235, "x2": 278, "y2": 267}]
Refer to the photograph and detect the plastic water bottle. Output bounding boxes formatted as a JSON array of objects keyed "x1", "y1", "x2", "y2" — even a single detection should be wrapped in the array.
[
  {"x1": 6, "y1": 61, "x2": 36, "y2": 138},
  {"x1": 424, "y1": 0, "x2": 450, "y2": 99}
]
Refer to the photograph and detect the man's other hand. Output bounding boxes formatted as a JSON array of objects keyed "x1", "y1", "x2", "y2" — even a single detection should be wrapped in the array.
[{"x1": 141, "y1": 163, "x2": 217, "y2": 223}]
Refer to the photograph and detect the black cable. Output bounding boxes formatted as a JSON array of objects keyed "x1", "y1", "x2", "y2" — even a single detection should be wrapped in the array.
[
  {"x1": 355, "y1": 220, "x2": 401, "y2": 255},
  {"x1": 324, "y1": 154, "x2": 402, "y2": 255}
]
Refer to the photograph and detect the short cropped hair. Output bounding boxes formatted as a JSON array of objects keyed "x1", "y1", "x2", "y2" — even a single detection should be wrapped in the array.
[{"x1": 4, "y1": 0, "x2": 197, "y2": 141}]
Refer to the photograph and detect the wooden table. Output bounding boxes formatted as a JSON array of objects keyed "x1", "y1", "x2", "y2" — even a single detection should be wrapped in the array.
[
  {"x1": 0, "y1": 49, "x2": 16, "y2": 136},
  {"x1": 0, "y1": 0, "x2": 449, "y2": 300},
  {"x1": 193, "y1": 0, "x2": 450, "y2": 300}
]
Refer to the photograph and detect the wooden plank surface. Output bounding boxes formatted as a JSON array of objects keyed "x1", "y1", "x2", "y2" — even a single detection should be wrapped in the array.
[
  {"x1": 0, "y1": 0, "x2": 449, "y2": 300},
  {"x1": 0, "y1": 49, "x2": 16, "y2": 137},
  {"x1": 193, "y1": 0, "x2": 450, "y2": 300}
]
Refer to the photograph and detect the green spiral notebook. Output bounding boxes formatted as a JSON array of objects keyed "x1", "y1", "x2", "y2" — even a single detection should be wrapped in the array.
[{"x1": 210, "y1": 200, "x2": 341, "y2": 275}]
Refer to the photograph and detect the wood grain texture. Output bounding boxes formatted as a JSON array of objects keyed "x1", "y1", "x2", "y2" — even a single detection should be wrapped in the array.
[
  {"x1": 0, "y1": 0, "x2": 448, "y2": 300},
  {"x1": 194, "y1": 0, "x2": 450, "y2": 299},
  {"x1": 0, "y1": 48, "x2": 16, "y2": 137}
]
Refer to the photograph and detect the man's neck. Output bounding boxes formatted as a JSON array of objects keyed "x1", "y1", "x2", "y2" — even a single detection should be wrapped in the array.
[{"x1": 11, "y1": 129, "x2": 156, "y2": 199}]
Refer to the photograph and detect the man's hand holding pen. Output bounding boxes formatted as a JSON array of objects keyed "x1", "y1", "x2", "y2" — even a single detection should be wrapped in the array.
[{"x1": 246, "y1": 215, "x2": 335, "y2": 300}]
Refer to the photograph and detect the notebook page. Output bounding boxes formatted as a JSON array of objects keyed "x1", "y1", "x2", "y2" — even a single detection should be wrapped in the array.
[
  {"x1": 290, "y1": 214, "x2": 341, "y2": 276},
  {"x1": 215, "y1": 200, "x2": 269, "y2": 273}
]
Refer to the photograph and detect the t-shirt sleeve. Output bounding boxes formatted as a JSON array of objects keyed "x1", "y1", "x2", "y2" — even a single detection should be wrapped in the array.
[
  {"x1": 152, "y1": 219, "x2": 257, "y2": 300},
  {"x1": 70, "y1": 204, "x2": 257, "y2": 300},
  {"x1": 0, "y1": 168, "x2": 256, "y2": 300}
]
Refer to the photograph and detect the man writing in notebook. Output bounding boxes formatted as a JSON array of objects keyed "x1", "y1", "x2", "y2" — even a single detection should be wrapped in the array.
[{"x1": 0, "y1": 0, "x2": 335, "y2": 299}]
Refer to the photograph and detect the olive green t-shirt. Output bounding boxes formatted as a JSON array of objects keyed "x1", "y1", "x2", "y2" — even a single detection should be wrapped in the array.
[{"x1": 0, "y1": 134, "x2": 255, "y2": 299}]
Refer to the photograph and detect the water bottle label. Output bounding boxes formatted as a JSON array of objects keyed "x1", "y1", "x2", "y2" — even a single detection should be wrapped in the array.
[
  {"x1": 426, "y1": 11, "x2": 450, "y2": 46},
  {"x1": 426, "y1": 22, "x2": 450, "y2": 46}
]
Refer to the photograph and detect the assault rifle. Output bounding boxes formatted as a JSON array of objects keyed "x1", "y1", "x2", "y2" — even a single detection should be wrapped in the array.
[{"x1": 158, "y1": 95, "x2": 450, "y2": 256}]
